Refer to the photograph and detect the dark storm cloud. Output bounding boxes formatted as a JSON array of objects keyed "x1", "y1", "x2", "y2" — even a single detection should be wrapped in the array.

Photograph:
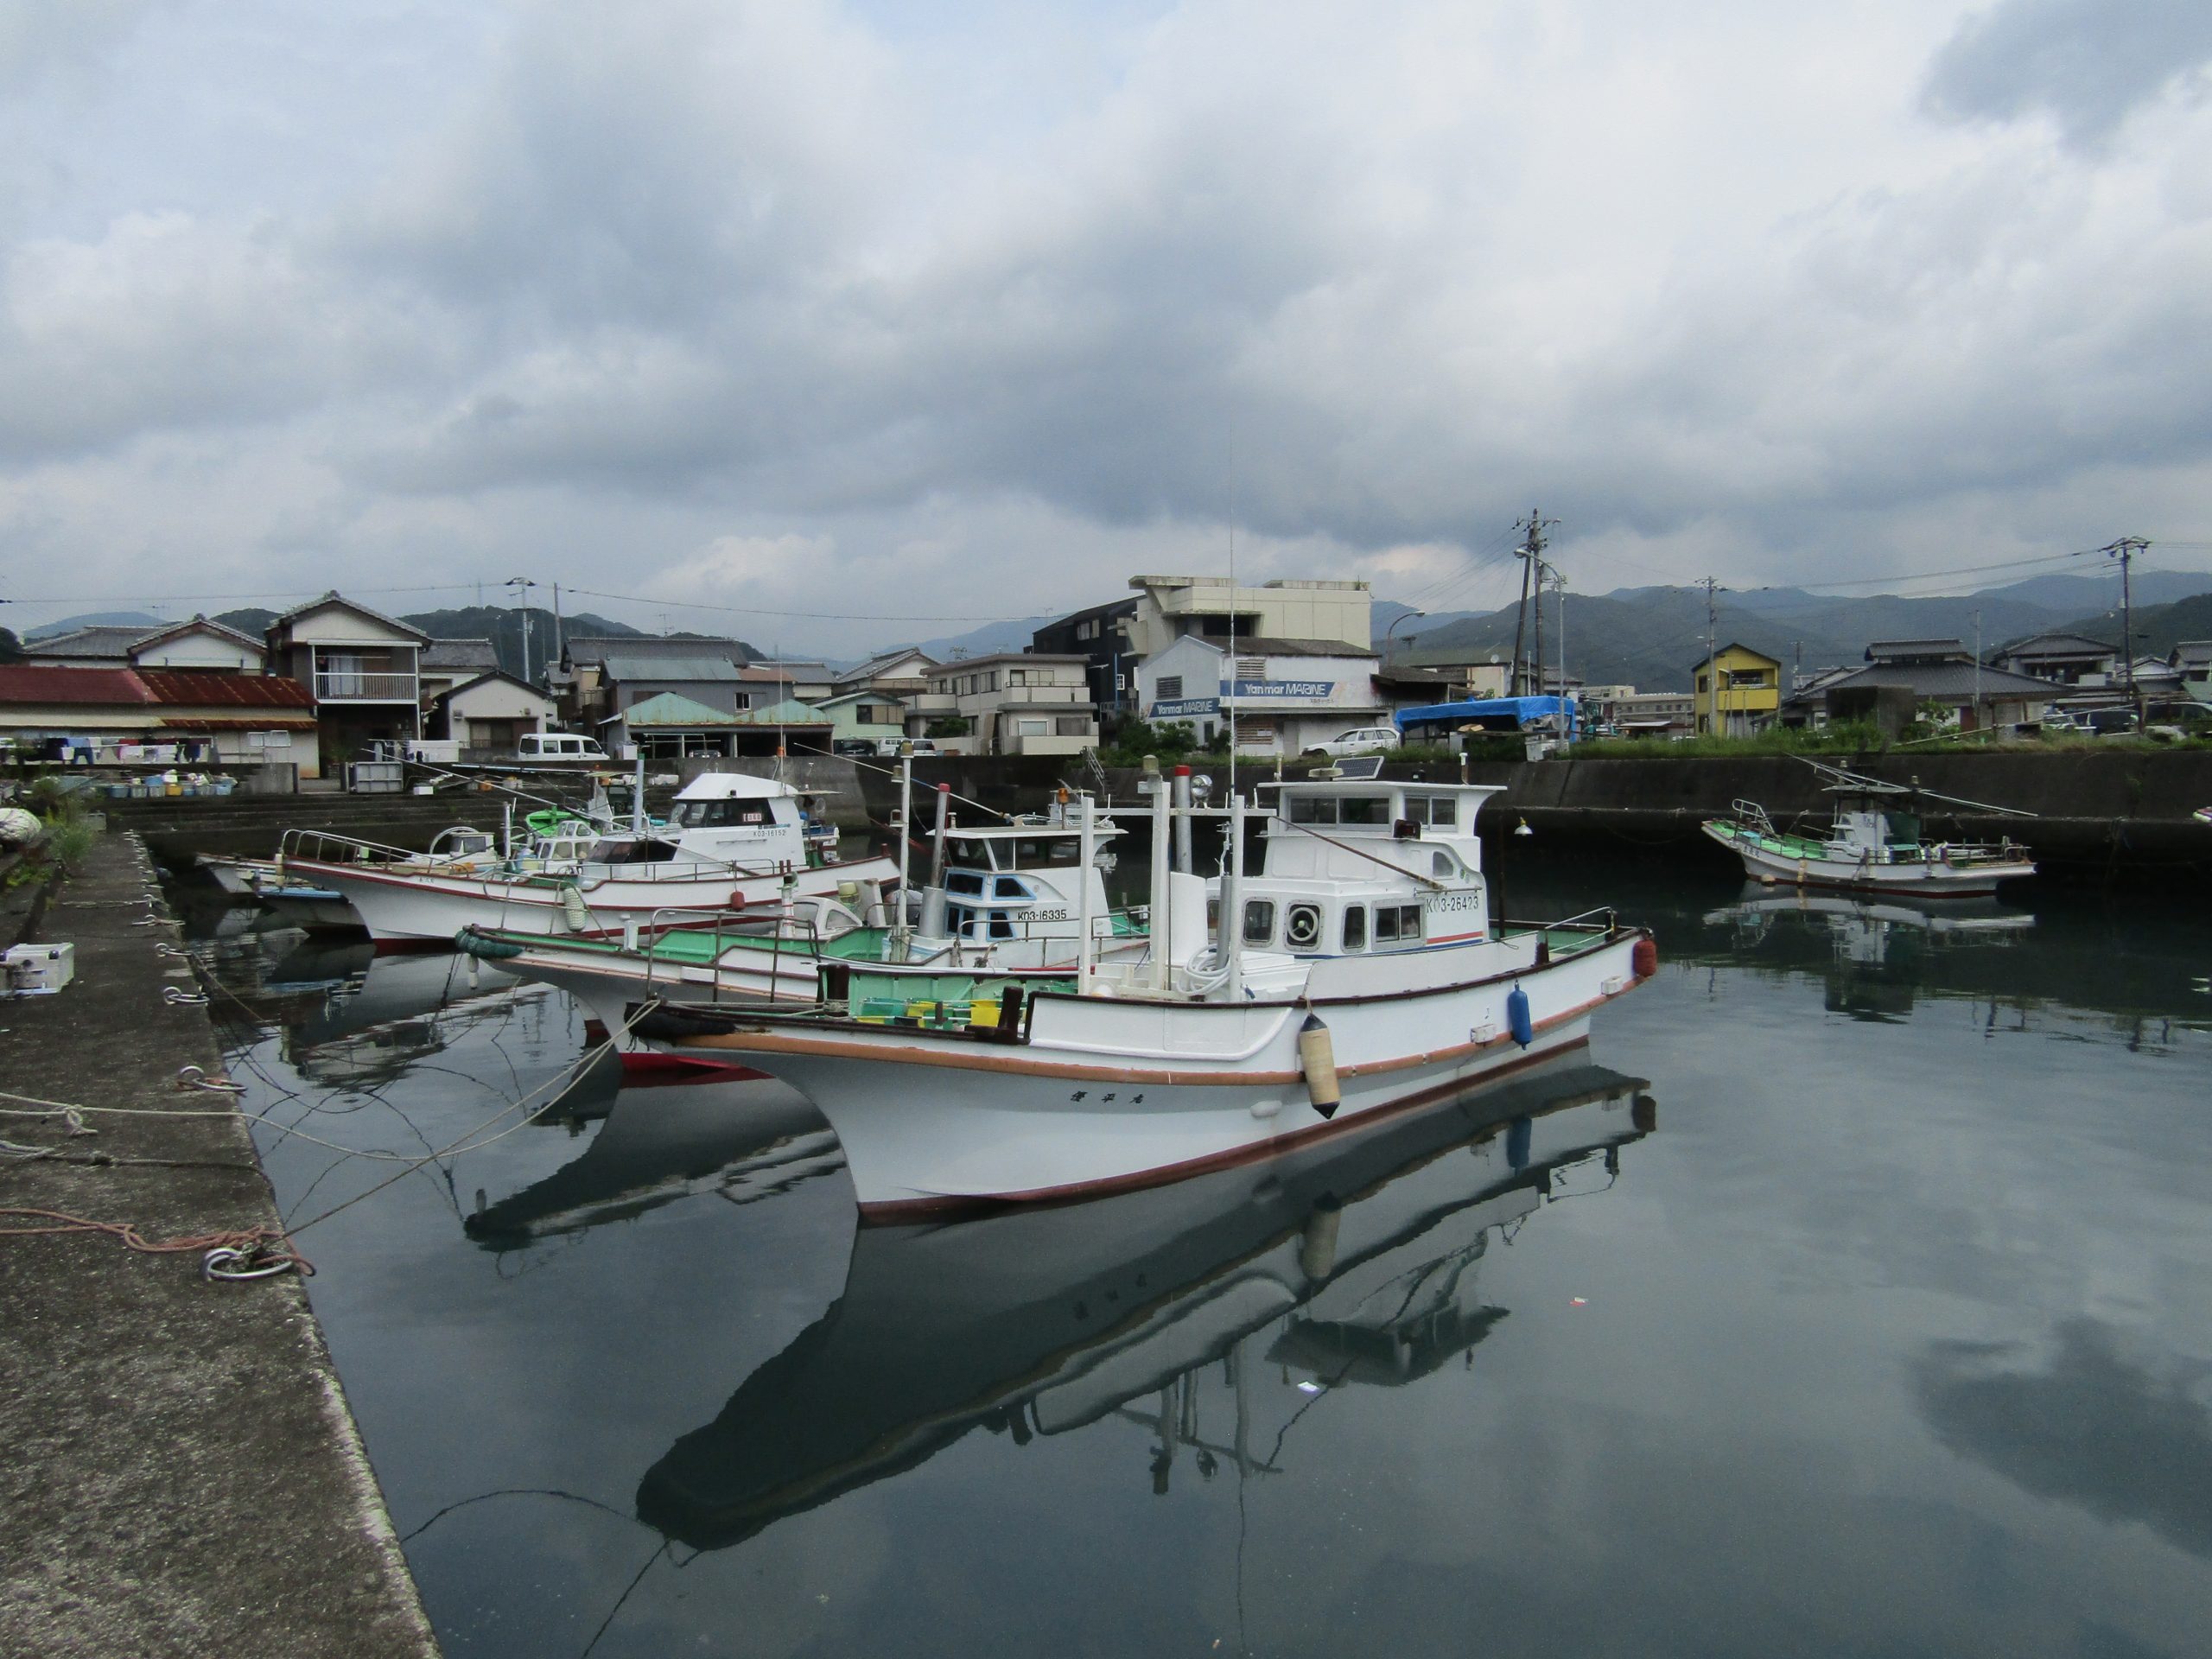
[
  {"x1": 1915, "y1": 1319, "x2": 2212, "y2": 1557},
  {"x1": 1922, "y1": 0, "x2": 2212, "y2": 149}
]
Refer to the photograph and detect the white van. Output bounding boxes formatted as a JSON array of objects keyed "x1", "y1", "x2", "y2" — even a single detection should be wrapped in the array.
[{"x1": 517, "y1": 732, "x2": 612, "y2": 763}]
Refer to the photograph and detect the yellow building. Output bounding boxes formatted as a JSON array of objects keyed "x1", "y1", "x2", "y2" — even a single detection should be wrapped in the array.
[{"x1": 1693, "y1": 643, "x2": 1782, "y2": 735}]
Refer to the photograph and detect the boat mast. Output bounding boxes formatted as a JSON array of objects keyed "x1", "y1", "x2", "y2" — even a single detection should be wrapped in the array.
[
  {"x1": 1075, "y1": 793, "x2": 1096, "y2": 991},
  {"x1": 892, "y1": 753, "x2": 912, "y2": 961},
  {"x1": 1147, "y1": 758, "x2": 1173, "y2": 995},
  {"x1": 1221, "y1": 786, "x2": 1243, "y2": 1001}
]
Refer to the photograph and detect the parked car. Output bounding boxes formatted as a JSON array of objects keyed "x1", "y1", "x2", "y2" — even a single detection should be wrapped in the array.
[
  {"x1": 517, "y1": 732, "x2": 612, "y2": 762},
  {"x1": 872, "y1": 737, "x2": 939, "y2": 756},
  {"x1": 1301, "y1": 725, "x2": 1401, "y2": 760}
]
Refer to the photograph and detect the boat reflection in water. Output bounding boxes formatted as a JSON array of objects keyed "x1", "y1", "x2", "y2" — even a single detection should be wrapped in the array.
[
  {"x1": 279, "y1": 949, "x2": 550, "y2": 1089},
  {"x1": 636, "y1": 1049, "x2": 1654, "y2": 1550},
  {"x1": 464, "y1": 1069, "x2": 843, "y2": 1249},
  {"x1": 1702, "y1": 883, "x2": 2036, "y2": 1021}
]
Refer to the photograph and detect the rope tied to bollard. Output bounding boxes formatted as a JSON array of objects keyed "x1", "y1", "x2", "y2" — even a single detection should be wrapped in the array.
[{"x1": 0, "y1": 1208, "x2": 314, "y2": 1279}]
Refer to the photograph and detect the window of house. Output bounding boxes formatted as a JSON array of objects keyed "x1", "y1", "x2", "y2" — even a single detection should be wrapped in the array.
[
  {"x1": 1341, "y1": 906, "x2": 1367, "y2": 950},
  {"x1": 1017, "y1": 718, "x2": 1048, "y2": 735},
  {"x1": 1696, "y1": 674, "x2": 1708, "y2": 693},
  {"x1": 1157, "y1": 675, "x2": 1184, "y2": 699},
  {"x1": 1243, "y1": 899, "x2": 1275, "y2": 944},
  {"x1": 1055, "y1": 715, "x2": 1089, "y2": 735}
]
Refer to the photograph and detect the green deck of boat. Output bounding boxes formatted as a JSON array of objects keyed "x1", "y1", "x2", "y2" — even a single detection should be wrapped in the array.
[{"x1": 531, "y1": 926, "x2": 897, "y2": 966}]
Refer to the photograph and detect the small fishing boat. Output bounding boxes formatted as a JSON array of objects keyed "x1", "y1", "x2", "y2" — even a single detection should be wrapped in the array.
[
  {"x1": 1701, "y1": 761, "x2": 2036, "y2": 898},
  {"x1": 277, "y1": 772, "x2": 900, "y2": 948},
  {"x1": 454, "y1": 798, "x2": 1141, "y2": 1060},
  {"x1": 637, "y1": 770, "x2": 1655, "y2": 1216},
  {"x1": 2196, "y1": 805, "x2": 2211, "y2": 825}
]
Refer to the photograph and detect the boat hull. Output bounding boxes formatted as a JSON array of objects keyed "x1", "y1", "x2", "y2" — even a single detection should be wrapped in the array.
[
  {"x1": 1701, "y1": 820, "x2": 2033, "y2": 897},
  {"x1": 644, "y1": 929, "x2": 1647, "y2": 1215},
  {"x1": 282, "y1": 855, "x2": 900, "y2": 946}
]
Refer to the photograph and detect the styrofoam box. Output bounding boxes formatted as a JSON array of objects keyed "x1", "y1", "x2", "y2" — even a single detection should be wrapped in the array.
[{"x1": 5, "y1": 943, "x2": 75, "y2": 992}]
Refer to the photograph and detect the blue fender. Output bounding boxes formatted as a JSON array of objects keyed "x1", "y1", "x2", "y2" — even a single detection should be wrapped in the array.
[{"x1": 1506, "y1": 983, "x2": 1533, "y2": 1048}]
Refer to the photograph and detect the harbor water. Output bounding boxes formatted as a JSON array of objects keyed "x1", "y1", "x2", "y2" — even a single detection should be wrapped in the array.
[{"x1": 179, "y1": 852, "x2": 2212, "y2": 1658}]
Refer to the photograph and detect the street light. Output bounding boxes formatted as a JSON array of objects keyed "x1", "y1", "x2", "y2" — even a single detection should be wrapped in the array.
[{"x1": 1384, "y1": 609, "x2": 1427, "y2": 666}]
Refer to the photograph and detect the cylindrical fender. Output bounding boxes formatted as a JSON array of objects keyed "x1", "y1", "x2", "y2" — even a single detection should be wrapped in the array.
[
  {"x1": 1506, "y1": 984, "x2": 1534, "y2": 1048},
  {"x1": 1298, "y1": 1014, "x2": 1341, "y2": 1119},
  {"x1": 1632, "y1": 937, "x2": 1659, "y2": 979},
  {"x1": 559, "y1": 886, "x2": 591, "y2": 934}
]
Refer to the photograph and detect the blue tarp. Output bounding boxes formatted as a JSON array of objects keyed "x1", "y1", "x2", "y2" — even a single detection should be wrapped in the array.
[{"x1": 1395, "y1": 696, "x2": 1578, "y2": 734}]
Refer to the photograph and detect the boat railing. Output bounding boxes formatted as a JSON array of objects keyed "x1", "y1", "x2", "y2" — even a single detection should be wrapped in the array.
[
  {"x1": 278, "y1": 827, "x2": 452, "y2": 868},
  {"x1": 1728, "y1": 799, "x2": 1777, "y2": 837},
  {"x1": 635, "y1": 902, "x2": 837, "y2": 1007}
]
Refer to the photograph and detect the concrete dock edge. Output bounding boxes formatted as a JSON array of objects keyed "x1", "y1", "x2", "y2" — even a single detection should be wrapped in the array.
[{"x1": 0, "y1": 831, "x2": 441, "y2": 1658}]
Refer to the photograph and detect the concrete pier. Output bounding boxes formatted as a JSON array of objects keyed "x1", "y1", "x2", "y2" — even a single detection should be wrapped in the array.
[{"x1": 0, "y1": 833, "x2": 440, "y2": 1657}]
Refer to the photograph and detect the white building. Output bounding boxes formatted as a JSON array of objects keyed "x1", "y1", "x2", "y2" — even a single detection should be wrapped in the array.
[
  {"x1": 1123, "y1": 575, "x2": 1371, "y2": 660},
  {"x1": 1136, "y1": 635, "x2": 1384, "y2": 755},
  {"x1": 264, "y1": 593, "x2": 429, "y2": 776},
  {"x1": 429, "y1": 671, "x2": 558, "y2": 752},
  {"x1": 916, "y1": 653, "x2": 1098, "y2": 755}
]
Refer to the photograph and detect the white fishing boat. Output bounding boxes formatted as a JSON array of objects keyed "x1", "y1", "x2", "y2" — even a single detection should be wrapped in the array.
[
  {"x1": 1701, "y1": 761, "x2": 2036, "y2": 898},
  {"x1": 453, "y1": 810, "x2": 1141, "y2": 1056},
  {"x1": 276, "y1": 772, "x2": 900, "y2": 948},
  {"x1": 638, "y1": 769, "x2": 1656, "y2": 1216}
]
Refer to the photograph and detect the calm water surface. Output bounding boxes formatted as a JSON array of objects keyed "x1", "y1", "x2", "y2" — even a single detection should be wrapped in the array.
[{"x1": 179, "y1": 853, "x2": 2212, "y2": 1658}]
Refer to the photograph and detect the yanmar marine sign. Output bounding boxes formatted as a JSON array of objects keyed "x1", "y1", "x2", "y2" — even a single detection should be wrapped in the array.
[{"x1": 1227, "y1": 679, "x2": 1337, "y2": 700}]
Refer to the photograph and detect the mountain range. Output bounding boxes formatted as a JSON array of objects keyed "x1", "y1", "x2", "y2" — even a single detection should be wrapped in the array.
[{"x1": 1386, "y1": 569, "x2": 2212, "y2": 690}]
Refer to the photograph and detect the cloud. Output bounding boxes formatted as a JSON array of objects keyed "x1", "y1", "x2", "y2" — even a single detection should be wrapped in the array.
[
  {"x1": 3, "y1": 1, "x2": 2212, "y2": 649},
  {"x1": 0, "y1": 0, "x2": 174, "y2": 92},
  {"x1": 1922, "y1": 0, "x2": 2212, "y2": 150}
]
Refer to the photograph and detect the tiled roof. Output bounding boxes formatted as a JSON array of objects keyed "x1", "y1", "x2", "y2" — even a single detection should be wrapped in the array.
[
  {"x1": 266, "y1": 591, "x2": 429, "y2": 643},
  {"x1": 565, "y1": 635, "x2": 753, "y2": 666},
  {"x1": 22, "y1": 626, "x2": 151, "y2": 661},
  {"x1": 422, "y1": 638, "x2": 500, "y2": 670},
  {"x1": 132, "y1": 615, "x2": 264, "y2": 653},
  {"x1": 604, "y1": 654, "x2": 745, "y2": 683}
]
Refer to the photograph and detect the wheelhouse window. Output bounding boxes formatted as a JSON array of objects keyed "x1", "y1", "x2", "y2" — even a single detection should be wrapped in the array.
[
  {"x1": 1287, "y1": 795, "x2": 1336, "y2": 823},
  {"x1": 1376, "y1": 905, "x2": 1401, "y2": 942},
  {"x1": 1341, "y1": 906, "x2": 1367, "y2": 950},
  {"x1": 1243, "y1": 899, "x2": 1276, "y2": 944},
  {"x1": 673, "y1": 798, "x2": 772, "y2": 828},
  {"x1": 1396, "y1": 905, "x2": 1423, "y2": 940},
  {"x1": 990, "y1": 875, "x2": 1033, "y2": 900},
  {"x1": 1402, "y1": 794, "x2": 1459, "y2": 827},
  {"x1": 1339, "y1": 795, "x2": 1390, "y2": 825},
  {"x1": 944, "y1": 870, "x2": 987, "y2": 897}
]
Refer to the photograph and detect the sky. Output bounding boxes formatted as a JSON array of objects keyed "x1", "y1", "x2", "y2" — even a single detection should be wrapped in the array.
[{"x1": 3, "y1": 0, "x2": 2211, "y2": 654}]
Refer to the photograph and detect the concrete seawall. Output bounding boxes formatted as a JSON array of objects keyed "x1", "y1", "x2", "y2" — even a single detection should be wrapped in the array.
[
  {"x1": 0, "y1": 835, "x2": 440, "y2": 1657},
  {"x1": 91, "y1": 747, "x2": 2212, "y2": 878}
]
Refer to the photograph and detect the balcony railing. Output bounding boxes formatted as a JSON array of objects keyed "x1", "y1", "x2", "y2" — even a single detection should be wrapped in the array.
[{"x1": 315, "y1": 671, "x2": 420, "y2": 702}]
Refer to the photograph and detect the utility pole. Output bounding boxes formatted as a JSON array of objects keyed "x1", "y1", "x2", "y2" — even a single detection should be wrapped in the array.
[
  {"x1": 1513, "y1": 508, "x2": 1558, "y2": 697},
  {"x1": 1700, "y1": 576, "x2": 1720, "y2": 734},
  {"x1": 1972, "y1": 609, "x2": 1982, "y2": 736},
  {"x1": 505, "y1": 576, "x2": 537, "y2": 685},
  {"x1": 2101, "y1": 536, "x2": 2149, "y2": 726}
]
